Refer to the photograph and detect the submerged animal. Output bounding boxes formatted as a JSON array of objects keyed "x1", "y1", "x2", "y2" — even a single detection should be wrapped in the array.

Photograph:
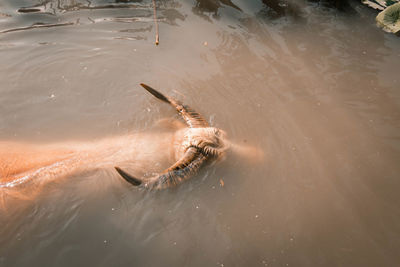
[
  {"x1": 115, "y1": 83, "x2": 230, "y2": 190},
  {"x1": 0, "y1": 83, "x2": 262, "y2": 201}
]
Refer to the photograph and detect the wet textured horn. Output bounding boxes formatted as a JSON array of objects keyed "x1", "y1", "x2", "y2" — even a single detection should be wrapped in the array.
[
  {"x1": 149, "y1": 147, "x2": 207, "y2": 189},
  {"x1": 116, "y1": 147, "x2": 207, "y2": 189},
  {"x1": 140, "y1": 83, "x2": 209, "y2": 128},
  {"x1": 114, "y1": 84, "x2": 211, "y2": 189}
]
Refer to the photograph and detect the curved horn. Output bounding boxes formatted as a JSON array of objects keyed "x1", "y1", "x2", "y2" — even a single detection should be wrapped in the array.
[
  {"x1": 115, "y1": 84, "x2": 211, "y2": 189},
  {"x1": 114, "y1": 167, "x2": 142, "y2": 186},
  {"x1": 115, "y1": 147, "x2": 207, "y2": 189},
  {"x1": 140, "y1": 83, "x2": 209, "y2": 128}
]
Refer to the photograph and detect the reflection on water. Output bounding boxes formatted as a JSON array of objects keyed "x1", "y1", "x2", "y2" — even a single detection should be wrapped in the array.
[
  {"x1": 192, "y1": 0, "x2": 242, "y2": 21},
  {"x1": 1, "y1": 0, "x2": 400, "y2": 266},
  {"x1": 17, "y1": 0, "x2": 146, "y2": 14}
]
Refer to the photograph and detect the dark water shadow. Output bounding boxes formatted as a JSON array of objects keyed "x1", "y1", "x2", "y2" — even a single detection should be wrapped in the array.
[{"x1": 192, "y1": 0, "x2": 242, "y2": 22}]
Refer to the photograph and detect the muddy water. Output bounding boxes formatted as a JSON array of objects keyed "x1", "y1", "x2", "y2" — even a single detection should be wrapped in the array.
[{"x1": 1, "y1": 0, "x2": 400, "y2": 266}]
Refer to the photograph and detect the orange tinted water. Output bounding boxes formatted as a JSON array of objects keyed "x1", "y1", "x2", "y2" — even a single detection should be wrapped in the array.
[{"x1": 0, "y1": 0, "x2": 400, "y2": 266}]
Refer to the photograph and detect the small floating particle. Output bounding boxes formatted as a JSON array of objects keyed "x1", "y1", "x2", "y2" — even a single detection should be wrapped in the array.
[
  {"x1": 0, "y1": 12, "x2": 12, "y2": 17},
  {"x1": 50, "y1": 94, "x2": 55, "y2": 98},
  {"x1": 203, "y1": 41, "x2": 208, "y2": 46},
  {"x1": 17, "y1": 8, "x2": 42, "y2": 13},
  {"x1": 219, "y1": 179, "x2": 224, "y2": 187},
  {"x1": 255, "y1": 214, "x2": 259, "y2": 218}
]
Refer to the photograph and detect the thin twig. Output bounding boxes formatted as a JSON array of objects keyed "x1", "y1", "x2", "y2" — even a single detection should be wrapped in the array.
[
  {"x1": 0, "y1": 22, "x2": 75, "y2": 34},
  {"x1": 152, "y1": 0, "x2": 159, "y2": 45}
]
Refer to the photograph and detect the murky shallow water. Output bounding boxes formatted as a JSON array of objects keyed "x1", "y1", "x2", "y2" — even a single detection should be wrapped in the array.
[{"x1": 1, "y1": 0, "x2": 400, "y2": 266}]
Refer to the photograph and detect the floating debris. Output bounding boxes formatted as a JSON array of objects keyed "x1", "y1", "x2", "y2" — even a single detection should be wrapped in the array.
[
  {"x1": 0, "y1": 22, "x2": 75, "y2": 34},
  {"x1": 152, "y1": 0, "x2": 159, "y2": 45},
  {"x1": 376, "y1": 2, "x2": 400, "y2": 34},
  {"x1": 18, "y1": 6, "x2": 46, "y2": 13},
  {"x1": 362, "y1": 0, "x2": 398, "y2": 11},
  {"x1": 362, "y1": 0, "x2": 400, "y2": 34},
  {"x1": 0, "y1": 12, "x2": 11, "y2": 17}
]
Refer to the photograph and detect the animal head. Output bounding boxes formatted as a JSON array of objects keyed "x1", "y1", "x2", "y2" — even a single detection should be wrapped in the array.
[
  {"x1": 114, "y1": 84, "x2": 228, "y2": 190},
  {"x1": 179, "y1": 127, "x2": 229, "y2": 159}
]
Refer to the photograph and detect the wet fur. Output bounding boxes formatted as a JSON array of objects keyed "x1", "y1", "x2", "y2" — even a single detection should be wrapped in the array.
[
  {"x1": 0, "y1": 85, "x2": 263, "y2": 207},
  {"x1": 113, "y1": 84, "x2": 230, "y2": 189}
]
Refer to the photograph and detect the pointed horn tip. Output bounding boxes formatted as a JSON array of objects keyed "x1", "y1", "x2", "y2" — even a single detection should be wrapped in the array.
[
  {"x1": 139, "y1": 83, "x2": 170, "y2": 103},
  {"x1": 114, "y1": 166, "x2": 142, "y2": 186}
]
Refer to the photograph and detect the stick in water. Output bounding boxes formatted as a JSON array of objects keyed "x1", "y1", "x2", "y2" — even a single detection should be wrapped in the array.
[{"x1": 152, "y1": 0, "x2": 159, "y2": 45}]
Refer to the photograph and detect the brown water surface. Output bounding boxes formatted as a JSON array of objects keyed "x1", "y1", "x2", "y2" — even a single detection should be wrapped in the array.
[{"x1": 1, "y1": 0, "x2": 400, "y2": 266}]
